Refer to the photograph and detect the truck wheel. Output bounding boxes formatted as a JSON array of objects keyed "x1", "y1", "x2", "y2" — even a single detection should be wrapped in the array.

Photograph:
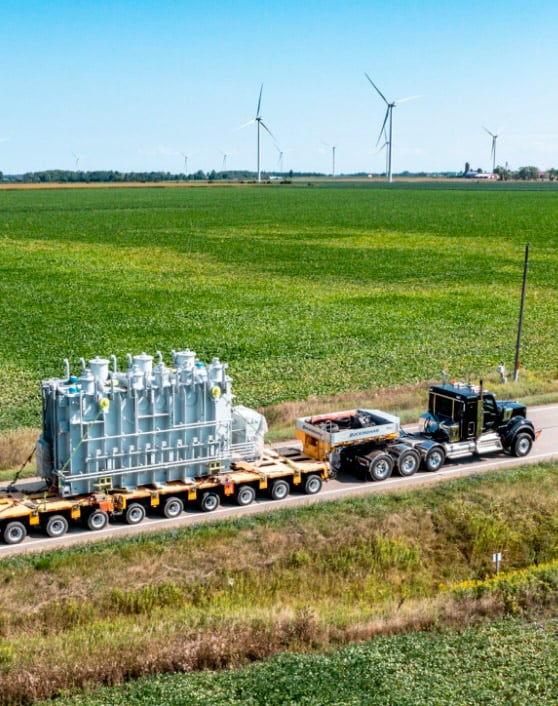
[
  {"x1": 424, "y1": 446, "x2": 445, "y2": 472},
  {"x1": 86, "y1": 510, "x2": 109, "y2": 531},
  {"x1": 511, "y1": 433, "x2": 533, "y2": 457},
  {"x1": 367, "y1": 452, "x2": 394, "y2": 482},
  {"x1": 124, "y1": 503, "x2": 146, "y2": 525},
  {"x1": 199, "y1": 492, "x2": 220, "y2": 513},
  {"x1": 269, "y1": 479, "x2": 290, "y2": 500},
  {"x1": 235, "y1": 485, "x2": 256, "y2": 507},
  {"x1": 397, "y1": 449, "x2": 420, "y2": 477},
  {"x1": 2, "y1": 521, "x2": 27, "y2": 545},
  {"x1": 162, "y1": 496, "x2": 184, "y2": 519},
  {"x1": 303, "y1": 474, "x2": 323, "y2": 495},
  {"x1": 44, "y1": 514, "x2": 69, "y2": 538}
]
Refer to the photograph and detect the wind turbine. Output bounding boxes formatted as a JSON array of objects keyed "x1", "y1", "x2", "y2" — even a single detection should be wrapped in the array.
[
  {"x1": 219, "y1": 150, "x2": 229, "y2": 171},
  {"x1": 483, "y1": 127, "x2": 499, "y2": 173},
  {"x1": 365, "y1": 73, "x2": 420, "y2": 183},
  {"x1": 180, "y1": 152, "x2": 189, "y2": 175},
  {"x1": 322, "y1": 141, "x2": 337, "y2": 176},
  {"x1": 240, "y1": 84, "x2": 276, "y2": 182},
  {"x1": 71, "y1": 151, "x2": 82, "y2": 171}
]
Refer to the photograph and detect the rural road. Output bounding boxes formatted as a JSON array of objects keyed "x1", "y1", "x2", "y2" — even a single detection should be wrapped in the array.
[{"x1": 1, "y1": 403, "x2": 557, "y2": 558}]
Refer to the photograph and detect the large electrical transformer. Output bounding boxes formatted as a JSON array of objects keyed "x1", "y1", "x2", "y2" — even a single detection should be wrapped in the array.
[{"x1": 36, "y1": 349, "x2": 267, "y2": 497}]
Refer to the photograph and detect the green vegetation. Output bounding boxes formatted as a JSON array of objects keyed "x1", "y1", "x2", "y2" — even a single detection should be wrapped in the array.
[
  {"x1": 1, "y1": 463, "x2": 557, "y2": 704},
  {"x1": 34, "y1": 618, "x2": 558, "y2": 706},
  {"x1": 1, "y1": 183, "x2": 557, "y2": 433}
]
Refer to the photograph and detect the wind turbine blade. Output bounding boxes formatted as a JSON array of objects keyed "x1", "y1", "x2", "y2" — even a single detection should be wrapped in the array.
[
  {"x1": 256, "y1": 84, "x2": 263, "y2": 118},
  {"x1": 394, "y1": 94, "x2": 422, "y2": 105},
  {"x1": 260, "y1": 120, "x2": 276, "y2": 141},
  {"x1": 376, "y1": 108, "x2": 390, "y2": 146},
  {"x1": 365, "y1": 72, "x2": 389, "y2": 104},
  {"x1": 237, "y1": 119, "x2": 256, "y2": 130},
  {"x1": 483, "y1": 126, "x2": 495, "y2": 137}
]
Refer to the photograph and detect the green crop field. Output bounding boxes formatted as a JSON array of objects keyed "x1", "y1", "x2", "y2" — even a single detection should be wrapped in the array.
[{"x1": 1, "y1": 182, "x2": 557, "y2": 433}]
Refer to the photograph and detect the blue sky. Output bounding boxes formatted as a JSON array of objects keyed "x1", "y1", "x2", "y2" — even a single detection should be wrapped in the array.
[{"x1": 1, "y1": 0, "x2": 557, "y2": 175}]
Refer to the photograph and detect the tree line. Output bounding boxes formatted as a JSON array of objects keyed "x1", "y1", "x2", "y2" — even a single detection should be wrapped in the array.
[{"x1": 0, "y1": 166, "x2": 556, "y2": 183}]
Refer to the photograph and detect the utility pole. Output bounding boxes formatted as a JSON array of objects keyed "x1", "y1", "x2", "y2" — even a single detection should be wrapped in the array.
[{"x1": 514, "y1": 244, "x2": 529, "y2": 382}]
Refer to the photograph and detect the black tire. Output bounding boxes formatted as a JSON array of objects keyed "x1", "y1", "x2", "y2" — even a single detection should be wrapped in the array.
[
  {"x1": 124, "y1": 502, "x2": 146, "y2": 525},
  {"x1": 367, "y1": 452, "x2": 394, "y2": 481},
  {"x1": 511, "y1": 432, "x2": 533, "y2": 458},
  {"x1": 86, "y1": 510, "x2": 109, "y2": 531},
  {"x1": 199, "y1": 492, "x2": 220, "y2": 513},
  {"x1": 269, "y1": 479, "x2": 290, "y2": 500},
  {"x1": 303, "y1": 474, "x2": 323, "y2": 495},
  {"x1": 44, "y1": 514, "x2": 69, "y2": 538},
  {"x1": 162, "y1": 496, "x2": 184, "y2": 519},
  {"x1": 424, "y1": 446, "x2": 446, "y2": 472},
  {"x1": 2, "y1": 521, "x2": 27, "y2": 545},
  {"x1": 397, "y1": 449, "x2": 420, "y2": 477},
  {"x1": 235, "y1": 485, "x2": 256, "y2": 507}
]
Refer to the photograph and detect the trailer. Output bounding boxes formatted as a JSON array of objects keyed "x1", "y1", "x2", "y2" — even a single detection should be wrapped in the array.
[{"x1": 0, "y1": 447, "x2": 328, "y2": 545}]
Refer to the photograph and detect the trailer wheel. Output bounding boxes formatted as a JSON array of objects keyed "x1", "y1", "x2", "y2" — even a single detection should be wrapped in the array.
[
  {"x1": 269, "y1": 479, "x2": 290, "y2": 500},
  {"x1": 162, "y1": 496, "x2": 184, "y2": 519},
  {"x1": 2, "y1": 521, "x2": 27, "y2": 545},
  {"x1": 235, "y1": 485, "x2": 256, "y2": 507},
  {"x1": 198, "y1": 491, "x2": 220, "y2": 513},
  {"x1": 124, "y1": 503, "x2": 146, "y2": 525},
  {"x1": 303, "y1": 474, "x2": 323, "y2": 495},
  {"x1": 367, "y1": 452, "x2": 394, "y2": 482},
  {"x1": 86, "y1": 510, "x2": 109, "y2": 531},
  {"x1": 511, "y1": 433, "x2": 533, "y2": 457},
  {"x1": 44, "y1": 514, "x2": 69, "y2": 538},
  {"x1": 424, "y1": 446, "x2": 445, "y2": 472},
  {"x1": 397, "y1": 449, "x2": 420, "y2": 477}
]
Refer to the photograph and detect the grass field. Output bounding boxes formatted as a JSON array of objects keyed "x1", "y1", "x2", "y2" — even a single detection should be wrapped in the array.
[
  {"x1": 1, "y1": 462, "x2": 557, "y2": 704},
  {"x1": 1, "y1": 182, "x2": 557, "y2": 435}
]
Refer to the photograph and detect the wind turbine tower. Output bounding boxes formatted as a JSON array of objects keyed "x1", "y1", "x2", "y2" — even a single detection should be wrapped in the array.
[
  {"x1": 365, "y1": 73, "x2": 419, "y2": 183},
  {"x1": 181, "y1": 152, "x2": 189, "y2": 176},
  {"x1": 483, "y1": 127, "x2": 498, "y2": 173},
  {"x1": 322, "y1": 142, "x2": 337, "y2": 176}
]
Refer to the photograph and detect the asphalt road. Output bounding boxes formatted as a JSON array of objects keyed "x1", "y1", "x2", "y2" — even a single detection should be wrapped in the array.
[{"x1": 1, "y1": 403, "x2": 557, "y2": 558}]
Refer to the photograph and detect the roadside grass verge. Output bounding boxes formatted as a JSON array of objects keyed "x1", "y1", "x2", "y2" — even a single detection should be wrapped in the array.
[{"x1": 0, "y1": 462, "x2": 557, "y2": 703}]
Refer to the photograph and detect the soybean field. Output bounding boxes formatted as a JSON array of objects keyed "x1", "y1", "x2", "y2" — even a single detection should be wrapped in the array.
[{"x1": 1, "y1": 182, "x2": 557, "y2": 432}]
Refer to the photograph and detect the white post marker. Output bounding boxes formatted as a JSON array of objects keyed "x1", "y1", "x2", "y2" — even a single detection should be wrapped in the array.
[{"x1": 493, "y1": 552, "x2": 502, "y2": 575}]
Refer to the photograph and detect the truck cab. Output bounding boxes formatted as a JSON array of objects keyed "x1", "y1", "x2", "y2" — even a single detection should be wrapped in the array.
[{"x1": 420, "y1": 382, "x2": 534, "y2": 455}]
